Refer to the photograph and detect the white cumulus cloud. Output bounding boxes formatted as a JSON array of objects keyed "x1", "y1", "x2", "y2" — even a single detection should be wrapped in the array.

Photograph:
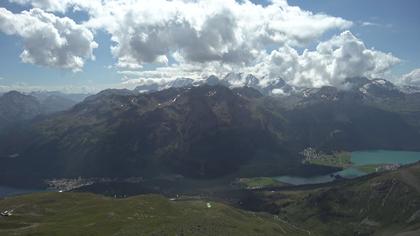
[
  {"x1": 0, "y1": 7, "x2": 98, "y2": 71},
  {"x1": 8, "y1": 0, "x2": 72, "y2": 13},
  {"x1": 8, "y1": 0, "x2": 102, "y2": 13},
  {"x1": 251, "y1": 31, "x2": 400, "y2": 88},
  {"x1": 5, "y1": 0, "x2": 353, "y2": 74},
  {"x1": 400, "y1": 68, "x2": 420, "y2": 86},
  {"x1": 122, "y1": 31, "x2": 400, "y2": 89},
  {"x1": 4, "y1": 0, "x2": 402, "y2": 89},
  {"x1": 81, "y1": 0, "x2": 352, "y2": 69}
]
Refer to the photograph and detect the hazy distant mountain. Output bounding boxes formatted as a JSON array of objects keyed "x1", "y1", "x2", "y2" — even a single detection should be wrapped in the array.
[
  {"x1": 0, "y1": 90, "x2": 93, "y2": 133},
  {"x1": 29, "y1": 91, "x2": 90, "y2": 113},
  {"x1": 39, "y1": 95, "x2": 77, "y2": 114},
  {"x1": 0, "y1": 91, "x2": 42, "y2": 129},
  {"x1": 398, "y1": 84, "x2": 420, "y2": 94},
  {"x1": 30, "y1": 91, "x2": 90, "y2": 103}
]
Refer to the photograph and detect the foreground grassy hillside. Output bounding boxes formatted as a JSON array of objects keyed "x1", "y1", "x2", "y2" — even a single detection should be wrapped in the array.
[
  {"x1": 2, "y1": 163, "x2": 420, "y2": 236},
  {"x1": 0, "y1": 192, "x2": 308, "y2": 236}
]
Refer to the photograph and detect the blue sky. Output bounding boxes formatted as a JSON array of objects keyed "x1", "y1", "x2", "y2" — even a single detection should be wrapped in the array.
[
  {"x1": 287, "y1": 0, "x2": 420, "y2": 74},
  {"x1": 0, "y1": 0, "x2": 419, "y2": 92}
]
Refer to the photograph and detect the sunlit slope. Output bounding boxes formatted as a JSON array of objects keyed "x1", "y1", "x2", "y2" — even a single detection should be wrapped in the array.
[{"x1": 0, "y1": 192, "x2": 308, "y2": 236}]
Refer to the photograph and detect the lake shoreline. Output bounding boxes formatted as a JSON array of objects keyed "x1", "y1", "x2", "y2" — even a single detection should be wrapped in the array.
[{"x1": 275, "y1": 150, "x2": 420, "y2": 186}]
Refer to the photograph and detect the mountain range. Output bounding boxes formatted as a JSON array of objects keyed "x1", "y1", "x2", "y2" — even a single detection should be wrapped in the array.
[
  {"x1": 131, "y1": 73, "x2": 420, "y2": 96},
  {"x1": 0, "y1": 76, "x2": 420, "y2": 186}
]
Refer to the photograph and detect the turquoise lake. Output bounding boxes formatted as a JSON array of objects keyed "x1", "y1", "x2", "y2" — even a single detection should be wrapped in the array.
[
  {"x1": 276, "y1": 150, "x2": 420, "y2": 186},
  {"x1": 351, "y1": 150, "x2": 420, "y2": 165}
]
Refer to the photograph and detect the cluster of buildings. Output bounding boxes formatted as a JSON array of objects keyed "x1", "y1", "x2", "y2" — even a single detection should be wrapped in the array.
[
  {"x1": 300, "y1": 147, "x2": 324, "y2": 162},
  {"x1": 376, "y1": 164, "x2": 401, "y2": 172}
]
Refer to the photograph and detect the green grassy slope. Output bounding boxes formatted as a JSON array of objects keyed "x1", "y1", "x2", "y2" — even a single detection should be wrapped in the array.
[
  {"x1": 237, "y1": 177, "x2": 288, "y2": 189},
  {"x1": 272, "y1": 163, "x2": 420, "y2": 236},
  {"x1": 2, "y1": 165, "x2": 420, "y2": 236},
  {"x1": 0, "y1": 192, "x2": 308, "y2": 236}
]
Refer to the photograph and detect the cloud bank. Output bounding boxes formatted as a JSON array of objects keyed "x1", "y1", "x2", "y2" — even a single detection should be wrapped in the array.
[
  {"x1": 253, "y1": 31, "x2": 400, "y2": 88},
  {"x1": 2, "y1": 0, "x2": 405, "y2": 88},
  {"x1": 86, "y1": 0, "x2": 352, "y2": 70}
]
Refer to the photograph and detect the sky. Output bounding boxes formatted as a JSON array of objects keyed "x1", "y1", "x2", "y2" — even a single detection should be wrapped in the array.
[{"x1": 0, "y1": 0, "x2": 419, "y2": 93}]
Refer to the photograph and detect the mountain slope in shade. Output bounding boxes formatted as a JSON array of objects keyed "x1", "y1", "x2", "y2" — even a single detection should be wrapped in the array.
[
  {"x1": 0, "y1": 83, "x2": 420, "y2": 185},
  {"x1": 0, "y1": 85, "x2": 296, "y2": 182},
  {"x1": 280, "y1": 88, "x2": 420, "y2": 151}
]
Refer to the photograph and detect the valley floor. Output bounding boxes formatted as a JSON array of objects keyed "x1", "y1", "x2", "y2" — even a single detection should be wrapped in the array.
[{"x1": 1, "y1": 163, "x2": 420, "y2": 235}]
